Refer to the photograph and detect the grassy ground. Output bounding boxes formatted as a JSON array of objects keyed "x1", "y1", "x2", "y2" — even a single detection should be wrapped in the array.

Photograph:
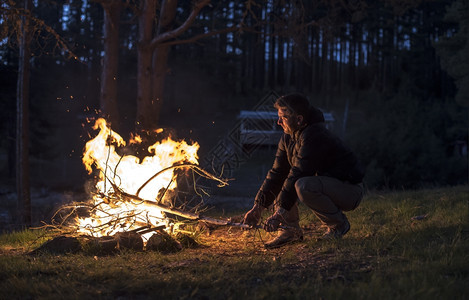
[{"x1": 0, "y1": 185, "x2": 468, "y2": 299}]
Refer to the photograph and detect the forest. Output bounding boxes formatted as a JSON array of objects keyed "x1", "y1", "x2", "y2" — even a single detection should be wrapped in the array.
[{"x1": 0, "y1": 0, "x2": 468, "y2": 223}]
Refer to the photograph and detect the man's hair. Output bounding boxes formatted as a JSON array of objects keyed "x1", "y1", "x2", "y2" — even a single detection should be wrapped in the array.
[
  {"x1": 274, "y1": 93, "x2": 325, "y2": 124},
  {"x1": 274, "y1": 93, "x2": 310, "y2": 117}
]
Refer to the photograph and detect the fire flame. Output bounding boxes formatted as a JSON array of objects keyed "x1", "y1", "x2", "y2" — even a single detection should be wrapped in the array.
[{"x1": 76, "y1": 118, "x2": 199, "y2": 237}]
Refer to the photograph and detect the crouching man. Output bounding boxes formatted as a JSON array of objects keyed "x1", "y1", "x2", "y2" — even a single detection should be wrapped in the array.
[{"x1": 243, "y1": 93, "x2": 365, "y2": 249}]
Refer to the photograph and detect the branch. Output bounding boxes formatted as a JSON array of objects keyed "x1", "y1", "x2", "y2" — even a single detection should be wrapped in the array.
[
  {"x1": 157, "y1": 25, "x2": 240, "y2": 47},
  {"x1": 158, "y1": 18, "x2": 319, "y2": 48},
  {"x1": 1, "y1": 5, "x2": 78, "y2": 61},
  {"x1": 136, "y1": 162, "x2": 228, "y2": 197},
  {"x1": 150, "y1": 0, "x2": 211, "y2": 49},
  {"x1": 117, "y1": 188, "x2": 253, "y2": 228}
]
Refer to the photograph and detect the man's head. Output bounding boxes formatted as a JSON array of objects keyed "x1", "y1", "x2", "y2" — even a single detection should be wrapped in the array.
[{"x1": 274, "y1": 93, "x2": 310, "y2": 135}]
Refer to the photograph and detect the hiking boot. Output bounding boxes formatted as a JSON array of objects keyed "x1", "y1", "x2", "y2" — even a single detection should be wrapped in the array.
[
  {"x1": 321, "y1": 216, "x2": 350, "y2": 240},
  {"x1": 264, "y1": 228, "x2": 303, "y2": 249}
]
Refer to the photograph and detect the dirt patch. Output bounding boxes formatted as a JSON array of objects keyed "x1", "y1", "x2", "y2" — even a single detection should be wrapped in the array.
[{"x1": 193, "y1": 225, "x2": 374, "y2": 281}]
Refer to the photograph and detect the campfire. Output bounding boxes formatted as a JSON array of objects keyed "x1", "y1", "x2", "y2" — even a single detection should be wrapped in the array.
[
  {"x1": 78, "y1": 117, "x2": 201, "y2": 238},
  {"x1": 46, "y1": 118, "x2": 240, "y2": 253}
]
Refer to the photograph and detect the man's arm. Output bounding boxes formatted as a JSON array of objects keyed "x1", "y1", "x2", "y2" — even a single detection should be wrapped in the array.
[
  {"x1": 243, "y1": 135, "x2": 290, "y2": 226},
  {"x1": 254, "y1": 134, "x2": 290, "y2": 208}
]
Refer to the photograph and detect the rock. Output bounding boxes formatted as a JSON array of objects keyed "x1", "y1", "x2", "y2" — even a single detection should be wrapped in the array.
[
  {"x1": 146, "y1": 231, "x2": 182, "y2": 253},
  {"x1": 29, "y1": 236, "x2": 82, "y2": 255},
  {"x1": 82, "y1": 236, "x2": 118, "y2": 255},
  {"x1": 115, "y1": 232, "x2": 144, "y2": 251}
]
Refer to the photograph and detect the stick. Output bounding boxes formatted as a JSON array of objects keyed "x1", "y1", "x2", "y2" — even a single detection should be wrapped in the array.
[
  {"x1": 111, "y1": 183, "x2": 291, "y2": 231},
  {"x1": 119, "y1": 190, "x2": 243, "y2": 227},
  {"x1": 136, "y1": 163, "x2": 228, "y2": 197},
  {"x1": 123, "y1": 190, "x2": 290, "y2": 230}
]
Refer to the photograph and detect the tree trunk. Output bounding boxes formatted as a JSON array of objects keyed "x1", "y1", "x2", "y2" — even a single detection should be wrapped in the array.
[
  {"x1": 260, "y1": 32, "x2": 266, "y2": 90},
  {"x1": 100, "y1": 1, "x2": 122, "y2": 129},
  {"x1": 277, "y1": 38, "x2": 285, "y2": 88},
  {"x1": 349, "y1": 24, "x2": 356, "y2": 90},
  {"x1": 321, "y1": 36, "x2": 328, "y2": 95},
  {"x1": 16, "y1": 0, "x2": 33, "y2": 227},
  {"x1": 151, "y1": 0, "x2": 178, "y2": 128},
  {"x1": 151, "y1": 45, "x2": 170, "y2": 128},
  {"x1": 135, "y1": 0, "x2": 210, "y2": 130},
  {"x1": 136, "y1": 0, "x2": 157, "y2": 131}
]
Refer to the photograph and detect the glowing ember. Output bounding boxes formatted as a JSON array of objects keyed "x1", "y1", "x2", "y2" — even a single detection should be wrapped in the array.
[{"x1": 76, "y1": 118, "x2": 199, "y2": 237}]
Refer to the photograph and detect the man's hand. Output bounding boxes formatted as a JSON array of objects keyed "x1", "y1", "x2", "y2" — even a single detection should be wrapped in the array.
[
  {"x1": 243, "y1": 204, "x2": 264, "y2": 226},
  {"x1": 264, "y1": 208, "x2": 287, "y2": 232}
]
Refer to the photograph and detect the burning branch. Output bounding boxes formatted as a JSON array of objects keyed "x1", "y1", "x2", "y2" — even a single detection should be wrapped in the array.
[
  {"x1": 44, "y1": 117, "x2": 241, "y2": 239},
  {"x1": 136, "y1": 162, "x2": 228, "y2": 197},
  {"x1": 113, "y1": 184, "x2": 241, "y2": 226}
]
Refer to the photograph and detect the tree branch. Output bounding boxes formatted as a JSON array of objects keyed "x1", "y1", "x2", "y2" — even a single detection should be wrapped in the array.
[
  {"x1": 150, "y1": 0, "x2": 211, "y2": 49},
  {"x1": 157, "y1": 19, "x2": 319, "y2": 48},
  {"x1": 1, "y1": 6, "x2": 77, "y2": 60},
  {"x1": 157, "y1": 25, "x2": 240, "y2": 47}
]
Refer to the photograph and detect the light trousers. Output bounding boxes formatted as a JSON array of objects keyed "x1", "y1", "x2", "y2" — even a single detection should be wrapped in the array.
[{"x1": 281, "y1": 176, "x2": 364, "y2": 228}]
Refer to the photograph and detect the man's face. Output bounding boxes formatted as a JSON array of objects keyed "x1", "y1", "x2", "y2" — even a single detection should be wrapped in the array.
[{"x1": 277, "y1": 108, "x2": 300, "y2": 135}]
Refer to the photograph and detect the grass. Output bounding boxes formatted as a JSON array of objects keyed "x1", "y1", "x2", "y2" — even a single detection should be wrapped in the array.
[
  {"x1": 1, "y1": 185, "x2": 468, "y2": 299},
  {"x1": 0, "y1": 228, "x2": 50, "y2": 252}
]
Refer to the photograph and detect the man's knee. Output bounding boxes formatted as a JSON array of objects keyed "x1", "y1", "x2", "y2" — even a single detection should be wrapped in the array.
[{"x1": 295, "y1": 176, "x2": 322, "y2": 197}]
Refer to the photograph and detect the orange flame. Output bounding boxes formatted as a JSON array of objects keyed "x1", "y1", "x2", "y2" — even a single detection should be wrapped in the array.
[{"x1": 76, "y1": 118, "x2": 199, "y2": 237}]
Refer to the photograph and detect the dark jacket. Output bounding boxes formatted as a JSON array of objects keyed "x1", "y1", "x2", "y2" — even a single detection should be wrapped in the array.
[{"x1": 255, "y1": 107, "x2": 365, "y2": 211}]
